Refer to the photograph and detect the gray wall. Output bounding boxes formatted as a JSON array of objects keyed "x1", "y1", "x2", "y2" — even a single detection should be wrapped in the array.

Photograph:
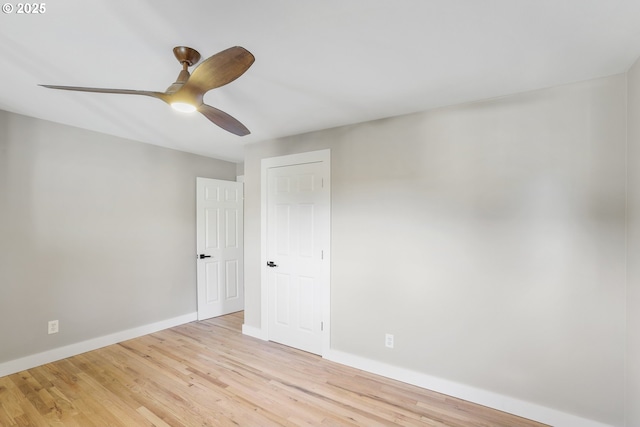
[
  {"x1": 0, "y1": 110, "x2": 236, "y2": 363},
  {"x1": 244, "y1": 74, "x2": 627, "y2": 425},
  {"x1": 627, "y1": 58, "x2": 640, "y2": 426}
]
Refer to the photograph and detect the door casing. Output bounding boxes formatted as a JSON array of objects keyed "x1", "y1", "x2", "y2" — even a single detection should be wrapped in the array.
[{"x1": 260, "y1": 149, "x2": 331, "y2": 355}]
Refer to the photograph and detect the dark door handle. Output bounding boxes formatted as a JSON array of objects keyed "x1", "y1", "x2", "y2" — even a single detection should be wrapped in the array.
[
  {"x1": 199, "y1": 254, "x2": 212, "y2": 259},
  {"x1": 267, "y1": 261, "x2": 277, "y2": 267}
]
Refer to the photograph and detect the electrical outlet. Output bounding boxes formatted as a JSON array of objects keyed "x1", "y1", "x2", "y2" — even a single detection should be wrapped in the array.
[
  {"x1": 385, "y1": 333, "x2": 394, "y2": 349},
  {"x1": 48, "y1": 320, "x2": 59, "y2": 334}
]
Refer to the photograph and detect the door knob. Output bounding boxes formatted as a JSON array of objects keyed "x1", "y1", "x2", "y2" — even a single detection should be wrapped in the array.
[
  {"x1": 266, "y1": 261, "x2": 277, "y2": 267},
  {"x1": 199, "y1": 254, "x2": 212, "y2": 259}
]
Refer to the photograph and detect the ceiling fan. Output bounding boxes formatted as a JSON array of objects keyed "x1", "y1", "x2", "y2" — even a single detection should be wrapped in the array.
[{"x1": 40, "y1": 46, "x2": 255, "y2": 136}]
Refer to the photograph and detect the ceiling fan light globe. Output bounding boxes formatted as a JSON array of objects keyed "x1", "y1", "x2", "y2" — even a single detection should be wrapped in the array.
[{"x1": 171, "y1": 102, "x2": 197, "y2": 113}]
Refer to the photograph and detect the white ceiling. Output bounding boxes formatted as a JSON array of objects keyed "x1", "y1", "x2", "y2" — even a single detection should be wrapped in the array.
[{"x1": 1, "y1": 0, "x2": 640, "y2": 162}]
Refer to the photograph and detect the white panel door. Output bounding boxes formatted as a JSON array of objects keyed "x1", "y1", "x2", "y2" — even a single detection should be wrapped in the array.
[
  {"x1": 266, "y1": 161, "x2": 328, "y2": 354},
  {"x1": 196, "y1": 178, "x2": 244, "y2": 320}
]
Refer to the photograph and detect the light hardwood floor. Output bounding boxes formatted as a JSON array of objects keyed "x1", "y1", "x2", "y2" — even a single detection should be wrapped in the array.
[{"x1": 0, "y1": 312, "x2": 548, "y2": 426}]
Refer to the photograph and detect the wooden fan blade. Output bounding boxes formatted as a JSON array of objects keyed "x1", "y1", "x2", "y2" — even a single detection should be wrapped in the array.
[
  {"x1": 199, "y1": 104, "x2": 250, "y2": 136},
  {"x1": 183, "y1": 46, "x2": 254, "y2": 95},
  {"x1": 39, "y1": 85, "x2": 169, "y2": 102}
]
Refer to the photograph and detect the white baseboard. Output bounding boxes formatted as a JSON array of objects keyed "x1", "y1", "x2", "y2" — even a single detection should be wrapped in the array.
[
  {"x1": 0, "y1": 312, "x2": 197, "y2": 378},
  {"x1": 242, "y1": 324, "x2": 267, "y2": 340},
  {"x1": 323, "y1": 349, "x2": 612, "y2": 427}
]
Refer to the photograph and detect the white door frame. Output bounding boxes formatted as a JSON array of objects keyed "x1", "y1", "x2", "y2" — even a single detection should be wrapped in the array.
[{"x1": 261, "y1": 149, "x2": 331, "y2": 355}]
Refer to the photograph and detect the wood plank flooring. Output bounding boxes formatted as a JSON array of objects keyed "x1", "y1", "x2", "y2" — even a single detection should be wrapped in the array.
[{"x1": 0, "y1": 312, "x2": 548, "y2": 426}]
